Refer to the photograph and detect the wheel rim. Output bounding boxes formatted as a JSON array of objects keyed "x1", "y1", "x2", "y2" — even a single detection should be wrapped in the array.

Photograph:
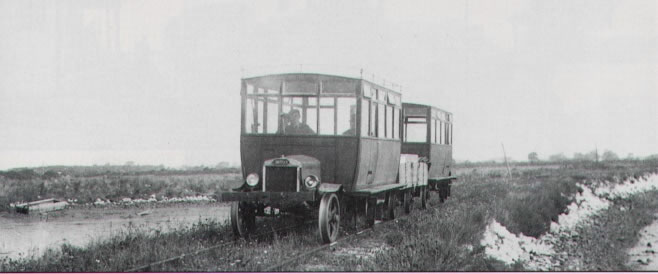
[
  {"x1": 421, "y1": 187, "x2": 428, "y2": 209},
  {"x1": 386, "y1": 192, "x2": 396, "y2": 220},
  {"x1": 365, "y1": 198, "x2": 376, "y2": 227},
  {"x1": 319, "y1": 193, "x2": 340, "y2": 243},
  {"x1": 231, "y1": 202, "x2": 254, "y2": 238},
  {"x1": 403, "y1": 191, "x2": 412, "y2": 214}
]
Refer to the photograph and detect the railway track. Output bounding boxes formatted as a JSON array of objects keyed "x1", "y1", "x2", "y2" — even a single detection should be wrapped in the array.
[
  {"x1": 263, "y1": 202, "x2": 441, "y2": 271},
  {"x1": 124, "y1": 197, "x2": 439, "y2": 272},
  {"x1": 263, "y1": 225, "x2": 373, "y2": 272},
  {"x1": 124, "y1": 219, "x2": 315, "y2": 272}
]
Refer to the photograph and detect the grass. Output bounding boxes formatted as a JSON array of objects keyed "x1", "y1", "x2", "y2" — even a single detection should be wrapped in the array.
[
  {"x1": 0, "y1": 172, "x2": 242, "y2": 206},
  {"x1": 552, "y1": 190, "x2": 658, "y2": 271},
  {"x1": 0, "y1": 219, "x2": 233, "y2": 272},
  {"x1": 1, "y1": 159, "x2": 658, "y2": 271}
]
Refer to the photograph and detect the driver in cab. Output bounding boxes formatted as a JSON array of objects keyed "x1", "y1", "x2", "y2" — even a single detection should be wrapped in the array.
[{"x1": 280, "y1": 109, "x2": 315, "y2": 135}]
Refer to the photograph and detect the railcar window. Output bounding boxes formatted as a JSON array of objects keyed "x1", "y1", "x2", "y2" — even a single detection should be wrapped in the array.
[
  {"x1": 246, "y1": 84, "x2": 255, "y2": 94},
  {"x1": 284, "y1": 80, "x2": 318, "y2": 95},
  {"x1": 432, "y1": 119, "x2": 437, "y2": 143},
  {"x1": 377, "y1": 89, "x2": 386, "y2": 102},
  {"x1": 243, "y1": 84, "x2": 360, "y2": 136},
  {"x1": 444, "y1": 122, "x2": 450, "y2": 145},
  {"x1": 245, "y1": 97, "x2": 258, "y2": 133},
  {"x1": 337, "y1": 98, "x2": 357, "y2": 136},
  {"x1": 370, "y1": 101, "x2": 377, "y2": 137},
  {"x1": 319, "y1": 97, "x2": 335, "y2": 135},
  {"x1": 450, "y1": 124, "x2": 452, "y2": 145},
  {"x1": 361, "y1": 99, "x2": 370, "y2": 136},
  {"x1": 386, "y1": 105, "x2": 393, "y2": 139},
  {"x1": 306, "y1": 98, "x2": 318, "y2": 133},
  {"x1": 279, "y1": 96, "x2": 317, "y2": 134},
  {"x1": 257, "y1": 99, "x2": 264, "y2": 132},
  {"x1": 439, "y1": 120, "x2": 444, "y2": 144},
  {"x1": 405, "y1": 117, "x2": 427, "y2": 142},
  {"x1": 393, "y1": 108, "x2": 399, "y2": 139},
  {"x1": 378, "y1": 103, "x2": 386, "y2": 138},
  {"x1": 266, "y1": 97, "x2": 279, "y2": 134},
  {"x1": 322, "y1": 80, "x2": 358, "y2": 95}
]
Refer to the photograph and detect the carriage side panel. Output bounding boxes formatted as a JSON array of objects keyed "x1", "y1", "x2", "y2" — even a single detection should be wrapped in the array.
[
  {"x1": 429, "y1": 144, "x2": 453, "y2": 178},
  {"x1": 354, "y1": 138, "x2": 401, "y2": 190},
  {"x1": 374, "y1": 139, "x2": 401, "y2": 185},
  {"x1": 335, "y1": 138, "x2": 359, "y2": 190}
]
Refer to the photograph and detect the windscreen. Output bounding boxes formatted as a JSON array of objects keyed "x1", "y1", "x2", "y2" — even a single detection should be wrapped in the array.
[{"x1": 244, "y1": 92, "x2": 356, "y2": 136}]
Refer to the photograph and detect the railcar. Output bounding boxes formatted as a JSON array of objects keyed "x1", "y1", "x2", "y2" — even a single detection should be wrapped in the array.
[
  {"x1": 401, "y1": 103, "x2": 456, "y2": 202},
  {"x1": 220, "y1": 73, "x2": 455, "y2": 243}
]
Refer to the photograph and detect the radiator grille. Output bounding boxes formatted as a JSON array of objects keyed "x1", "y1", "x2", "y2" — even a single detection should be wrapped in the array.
[{"x1": 265, "y1": 166, "x2": 297, "y2": 192}]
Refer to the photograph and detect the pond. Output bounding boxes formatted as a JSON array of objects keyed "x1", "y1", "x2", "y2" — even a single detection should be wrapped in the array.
[{"x1": 0, "y1": 203, "x2": 230, "y2": 260}]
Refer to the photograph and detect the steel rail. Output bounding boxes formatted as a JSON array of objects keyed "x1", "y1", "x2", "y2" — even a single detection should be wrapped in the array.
[
  {"x1": 262, "y1": 199, "x2": 439, "y2": 272},
  {"x1": 123, "y1": 220, "x2": 314, "y2": 272},
  {"x1": 263, "y1": 226, "x2": 372, "y2": 272}
]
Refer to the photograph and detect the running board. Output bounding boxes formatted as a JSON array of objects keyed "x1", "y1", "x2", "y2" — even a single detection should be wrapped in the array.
[
  {"x1": 430, "y1": 176, "x2": 457, "y2": 182},
  {"x1": 350, "y1": 183, "x2": 404, "y2": 196}
]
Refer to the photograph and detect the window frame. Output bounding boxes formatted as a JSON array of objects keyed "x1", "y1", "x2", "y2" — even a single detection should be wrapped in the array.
[{"x1": 242, "y1": 81, "x2": 359, "y2": 136}]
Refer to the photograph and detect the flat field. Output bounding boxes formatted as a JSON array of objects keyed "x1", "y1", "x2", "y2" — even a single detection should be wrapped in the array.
[{"x1": 1, "y1": 160, "x2": 657, "y2": 271}]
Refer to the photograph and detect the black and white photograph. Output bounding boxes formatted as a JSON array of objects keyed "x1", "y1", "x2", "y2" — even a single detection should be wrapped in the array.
[{"x1": 1, "y1": 0, "x2": 657, "y2": 271}]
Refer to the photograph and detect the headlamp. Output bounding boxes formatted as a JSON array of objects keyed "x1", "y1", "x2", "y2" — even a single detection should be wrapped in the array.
[{"x1": 246, "y1": 173, "x2": 259, "y2": 187}]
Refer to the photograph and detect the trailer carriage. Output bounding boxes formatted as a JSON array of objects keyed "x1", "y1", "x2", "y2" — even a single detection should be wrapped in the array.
[
  {"x1": 401, "y1": 103, "x2": 456, "y2": 202},
  {"x1": 220, "y1": 73, "x2": 454, "y2": 243}
]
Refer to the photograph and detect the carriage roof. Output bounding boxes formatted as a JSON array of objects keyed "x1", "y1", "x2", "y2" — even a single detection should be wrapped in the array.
[
  {"x1": 402, "y1": 102, "x2": 452, "y2": 117},
  {"x1": 242, "y1": 73, "x2": 402, "y2": 98}
]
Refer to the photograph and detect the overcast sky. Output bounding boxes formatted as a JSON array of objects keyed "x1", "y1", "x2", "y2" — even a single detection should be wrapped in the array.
[{"x1": 1, "y1": 0, "x2": 656, "y2": 169}]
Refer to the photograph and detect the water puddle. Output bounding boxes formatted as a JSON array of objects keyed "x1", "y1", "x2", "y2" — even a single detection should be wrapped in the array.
[{"x1": 0, "y1": 203, "x2": 229, "y2": 259}]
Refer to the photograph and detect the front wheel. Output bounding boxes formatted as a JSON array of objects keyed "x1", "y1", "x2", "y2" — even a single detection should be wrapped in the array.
[
  {"x1": 230, "y1": 201, "x2": 256, "y2": 238},
  {"x1": 318, "y1": 193, "x2": 340, "y2": 243}
]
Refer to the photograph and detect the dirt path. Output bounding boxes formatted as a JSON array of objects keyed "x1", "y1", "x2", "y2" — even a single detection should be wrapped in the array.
[
  {"x1": 0, "y1": 203, "x2": 229, "y2": 259},
  {"x1": 627, "y1": 214, "x2": 658, "y2": 270}
]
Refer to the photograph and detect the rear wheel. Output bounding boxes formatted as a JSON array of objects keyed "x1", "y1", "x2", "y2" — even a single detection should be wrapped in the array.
[
  {"x1": 230, "y1": 201, "x2": 256, "y2": 238},
  {"x1": 319, "y1": 193, "x2": 340, "y2": 243},
  {"x1": 403, "y1": 191, "x2": 413, "y2": 214},
  {"x1": 385, "y1": 191, "x2": 397, "y2": 220},
  {"x1": 420, "y1": 187, "x2": 428, "y2": 209},
  {"x1": 440, "y1": 183, "x2": 448, "y2": 203},
  {"x1": 365, "y1": 197, "x2": 377, "y2": 227}
]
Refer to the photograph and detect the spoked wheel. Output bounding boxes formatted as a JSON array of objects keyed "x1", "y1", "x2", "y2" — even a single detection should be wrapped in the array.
[
  {"x1": 403, "y1": 191, "x2": 413, "y2": 214},
  {"x1": 319, "y1": 193, "x2": 341, "y2": 244},
  {"x1": 420, "y1": 186, "x2": 428, "y2": 209},
  {"x1": 230, "y1": 201, "x2": 256, "y2": 238},
  {"x1": 439, "y1": 184, "x2": 447, "y2": 203},
  {"x1": 365, "y1": 197, "x2": 377, "y2": 228},
  {"x1": 384, "y1": 191, "x2": 397, "y2": 220}
]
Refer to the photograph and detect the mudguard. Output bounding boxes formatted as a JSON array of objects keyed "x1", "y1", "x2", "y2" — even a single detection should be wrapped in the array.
[{"x1": 318, "y1": 183, "x2": 342, "y2": 194}]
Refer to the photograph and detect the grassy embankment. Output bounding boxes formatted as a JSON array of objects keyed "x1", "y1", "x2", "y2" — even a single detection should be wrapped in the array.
[
  {"x1": 551, "y1": 188, "x2": 658, "y2": 271},
  {"x1": 1, "y1": 160, "x2": 657, "y2": 271},
  {"x1": 0, "y1": 167, "x2": 242, "y2": 208}
]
